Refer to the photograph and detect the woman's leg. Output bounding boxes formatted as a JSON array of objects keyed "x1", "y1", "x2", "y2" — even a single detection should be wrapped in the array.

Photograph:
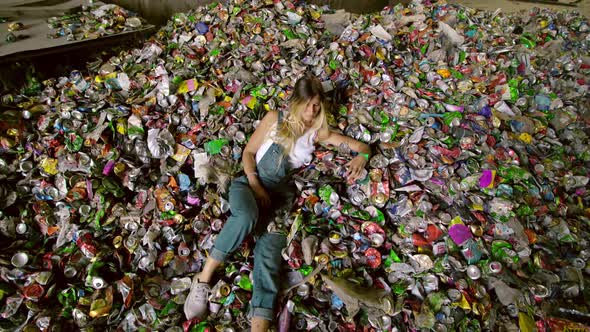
[
  {"x1": 249, "y1": 232, "x2": 287, "y2": 329},
  {"x1": 208, "y1": 177, "x2": 260, "y2": 265},
  {"x1": 192, "y1": 256, "x2": 220, "y2": 284},
  {"x1": 185, "y1": 178, "x2": 259, "y2": 319},
  {"x1": 251, "y1": 317, "x2": 271, "y2": 332}
]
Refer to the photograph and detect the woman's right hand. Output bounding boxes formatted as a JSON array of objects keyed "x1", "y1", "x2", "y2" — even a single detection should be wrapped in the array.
[{"x1": 250, "y1": 182, "x2": 271, "y2": 208}]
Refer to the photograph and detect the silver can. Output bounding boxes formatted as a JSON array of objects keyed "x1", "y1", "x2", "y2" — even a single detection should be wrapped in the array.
[{"x1": 11, "y1": 252, "x2": 29, "y2": 267}]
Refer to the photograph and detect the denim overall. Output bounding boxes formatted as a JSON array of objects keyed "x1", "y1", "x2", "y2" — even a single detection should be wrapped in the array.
[{"x1": 209, "y1": 111, "x2": 296, "y2": 320}]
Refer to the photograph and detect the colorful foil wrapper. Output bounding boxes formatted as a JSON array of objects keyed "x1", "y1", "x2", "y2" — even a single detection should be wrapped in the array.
[
  {"x1": 448, "y1": 217, "x2": 473, "y2": 246},
  {"x1": 479, "y1": 170, "x2": 496, "y2": 188}
]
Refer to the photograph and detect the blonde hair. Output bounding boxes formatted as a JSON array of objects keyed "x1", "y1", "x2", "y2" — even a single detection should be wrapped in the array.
[{"x1": 276, "y1": 74, "x2": 328, "y2": 155}]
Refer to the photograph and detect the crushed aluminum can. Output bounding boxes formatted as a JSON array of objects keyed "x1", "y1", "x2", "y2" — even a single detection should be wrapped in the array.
[
  {"x1": 447, "y1": 289, "x2": 462, "y2": 302},
  {"x1": 364, "y1": 248, "x2": 382, "y2": 268},
  {"x1": 178, "y1": 242, "x2": 190, "y2": 257},
  {"x1": 23, "y1": 284, "x2": 44, "y2": 301},
  {"x1": 328, "y1": 231, "x2": 342, "y2": 245},
  {"x1": 530, "y1": 284, "x2": 550, "y2": 302},
  {"x1": 8, "y1": 22, "x2": 25, "y2": 31},
  {"x1": 488, "y1": 261, "x2": 503, "y2": 274},
  {"x1": 11, "y1": 252, "x2": 28, "y2": 268},
  {"x1": 296, "y1": 283, "x2": 310, "y2": 297},
  {"x1": 91, "y1": 276, "x2": 106, "y2": 289},
  {"x1": 369, "y1": 233, "x2": 385, "y2": 247},
  {"x1": 15, "y1": 223, "x2": 28, "y2": 235},
  {"x1": 466, "y1": 265, "x2": 481, "y2": 280},
  {"x1": 423, "y1": 274, "x2": 439, "y2": 293},
  {"x1": 64, "y1": 266, "x2": 78, "y2": 278}
]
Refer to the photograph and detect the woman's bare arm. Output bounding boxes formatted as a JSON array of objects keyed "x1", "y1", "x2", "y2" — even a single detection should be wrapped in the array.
[
  {"x1": 316, "y1": 127, "x2": 370, "y2": 181},
  {"x1": 241, "y1": 110, "x2": 278, "y2": 207},
  {"x1": 316, "y1": 128, "x2": 370, "y2": 155}
]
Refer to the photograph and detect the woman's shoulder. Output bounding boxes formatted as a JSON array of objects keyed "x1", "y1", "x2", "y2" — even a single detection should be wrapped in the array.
[
  {"x1": 256, "y1": 111, "x2": 280, "y2": 138},
  {"x1": 313, "y1": 126, "x2": 330, "y2": 142},
  {"x1": 261, "y1": 110, "x2": 280, "y2": 124}
]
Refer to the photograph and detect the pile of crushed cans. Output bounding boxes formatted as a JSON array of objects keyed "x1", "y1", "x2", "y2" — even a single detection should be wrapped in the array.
[
  {"x1": 46, "y1": 4, "x2": 148, "y2": 41},
  {"x1": 0, "y1": 0, "x2": 589, "y2": 331}
]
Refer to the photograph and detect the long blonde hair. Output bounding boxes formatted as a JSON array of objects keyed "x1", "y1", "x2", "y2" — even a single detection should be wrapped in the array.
[{"x1": 276, "y1": 73, "x2": 328, "y2": 155}]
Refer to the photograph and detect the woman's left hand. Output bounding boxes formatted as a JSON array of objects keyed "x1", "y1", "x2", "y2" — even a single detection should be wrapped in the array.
[{"x1": 345, "y1": 155, "x2": 367, "y2": 182}]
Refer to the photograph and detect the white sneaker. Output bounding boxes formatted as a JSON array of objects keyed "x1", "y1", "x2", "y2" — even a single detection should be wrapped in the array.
[{"x1": 184, "y1": 280, "x2": 210, "y2": 320}]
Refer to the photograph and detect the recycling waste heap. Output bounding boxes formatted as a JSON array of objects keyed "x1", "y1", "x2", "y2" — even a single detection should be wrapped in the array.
[{"x1": 0, "y1": 0, "x2": 589, "y2": 331}]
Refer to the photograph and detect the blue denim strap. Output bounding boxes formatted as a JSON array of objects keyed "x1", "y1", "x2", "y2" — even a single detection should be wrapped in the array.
[{"x1": 277, "y1": 109, "x2": 283, "y2": 126}]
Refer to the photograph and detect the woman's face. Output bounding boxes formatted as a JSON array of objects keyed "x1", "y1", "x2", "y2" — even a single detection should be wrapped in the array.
[{"x1": 301, "y1": 95, "x2": 321, "y2": 124}]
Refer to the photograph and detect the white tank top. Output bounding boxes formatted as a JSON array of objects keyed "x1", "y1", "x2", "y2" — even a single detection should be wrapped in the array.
[{"x1": 255, "y1": 122, "x2": 317, "y2": 169}]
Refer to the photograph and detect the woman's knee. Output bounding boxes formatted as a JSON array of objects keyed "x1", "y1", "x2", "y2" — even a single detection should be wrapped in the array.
[{"x1": 254, "y1": 233, "x2": 286, "y2": 261}]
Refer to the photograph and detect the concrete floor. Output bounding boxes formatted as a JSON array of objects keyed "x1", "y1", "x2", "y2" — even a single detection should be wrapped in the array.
[{"x1": 449, "y1": 0, "x2": 589, "y2": 19}]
